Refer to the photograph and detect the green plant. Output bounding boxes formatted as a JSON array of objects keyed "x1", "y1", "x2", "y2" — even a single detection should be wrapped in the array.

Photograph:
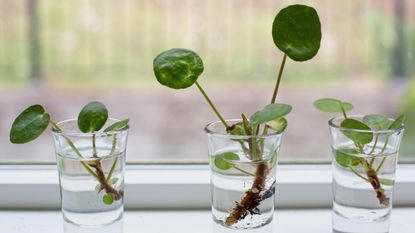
[
  {"x1": 314, "y1": 98, "x2": 404, "y2": 206},
  {"x1": 153, "y1": 4, "x2": 321, "y2": 226},
  {"x1": 9, "y1": 101, "x2": 129, "y2": 205}
]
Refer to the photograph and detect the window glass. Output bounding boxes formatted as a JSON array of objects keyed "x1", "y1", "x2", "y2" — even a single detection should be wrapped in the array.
[{"x1": 0, "y1": 0, "x2": 414, "y2": 164}]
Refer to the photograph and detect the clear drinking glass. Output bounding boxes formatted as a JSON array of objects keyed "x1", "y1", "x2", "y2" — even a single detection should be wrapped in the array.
[
  {"x1": 205, "y1": 119, "x2": 283, "y2": 230},
  {"x1": 52, "y1": 119, "x2": 129, "y2": 227},
  {"x1": 329, "y1": 115, "x2": 404, "y2": 233}
]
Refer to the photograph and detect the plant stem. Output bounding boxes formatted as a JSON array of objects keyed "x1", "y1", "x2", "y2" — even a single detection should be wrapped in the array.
[
  {"x1": 233, "y1": 166, "x2": 255, "y2": 177},
  {"x1": 350, "y1": 167, "x2": 369, "y2": 182},
  {"x1": 110, "y1": 135, "x2": 117, "y2": 155},
  {"x1": 339, "y1": 103, "x2": 348, "y2": 119},
  {"x1": 92, "y1": 133, "x2": 97, "y2": 158},
  {"x1": 50, "y1": 120, "x2": 98, "y2": 178},
  {"x1": 106, "y1": 157, "x2": 119, "y2": 181},
  {"x1": 368, "y1": 134, "x2": 379, "y2": 155},
  {"x1": 376, "y1": 157, "x2": 387, "y2": 173},
  {"x1": 195, "y1": 81, "x2": 228, "y2": 128},
  {"x1": 270, "y1": 54, "x2": 287, "y2": 104}
]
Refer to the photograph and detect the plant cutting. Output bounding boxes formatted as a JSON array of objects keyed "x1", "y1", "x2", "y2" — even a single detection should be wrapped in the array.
[
  {"x1": 10, "y1": 101, "x2": 129, "y2": 226},
  {"x1": 153, "y1": 4, "x2": 321, "y2": 228},
  {"x1": 314, "y1": 98, "x2": 404, "y2": 233}
]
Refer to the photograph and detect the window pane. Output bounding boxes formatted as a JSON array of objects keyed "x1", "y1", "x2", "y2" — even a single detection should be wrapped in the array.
[{"x1": 0, "y1": 0, "x2": 414, "y2": 164}]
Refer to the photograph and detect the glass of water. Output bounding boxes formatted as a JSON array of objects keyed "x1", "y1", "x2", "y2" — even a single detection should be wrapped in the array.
[
  {"x1": 205, "y1": 119, "x2": 283, "y2": 229},
  {"x1": 329, "y1": 115, "x2": 404, "y2": 233},
  {"x1": 52, "y1": 119, "x2": 129, "y2": 227}
]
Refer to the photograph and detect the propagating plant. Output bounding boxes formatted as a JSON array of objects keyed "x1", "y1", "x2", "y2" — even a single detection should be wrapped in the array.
[
  {"x1": 153, "y1": 4, "x2": 321, "y2": 226},
  {"x1": 9, "y1": 101, "x2": 129, "y2": 205},
  {"x1": 314, "y1": 98, "x2": 404, "y2": 206}
]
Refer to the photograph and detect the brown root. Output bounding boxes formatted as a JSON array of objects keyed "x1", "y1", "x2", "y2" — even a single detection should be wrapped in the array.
[
  {"x1": 89, "y1": 160, "x2": 123, "y2": 200},
  {"x1": 366, "y1": 169, "x2": 389, "y2": 206},
  {"x1": 225, "y1": 162, "x2": 267, "y2": 226}
]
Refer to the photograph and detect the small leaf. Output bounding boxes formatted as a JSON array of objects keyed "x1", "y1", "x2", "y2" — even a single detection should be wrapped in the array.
[
  {"x1": 214, "y1": 152, "x2": 240, "y2": 170},
  {"x1": 102, "y1": 193, "x2": 114, "y2": 205},
  {"x1": 313, "y1": 98, "x2": 353, "y2": 113},
  {"x1": 104, "y1": 119, "x2": 129, "y2": 132},
  {"x1": 340, "y1": 119, "x2": 373, "y2": 145},
  {"x1": 10, "y1": 105, "x2": 50, "y2": 144},
  {"x1": 380, "y1": 178, "x2": 394, "y2": 186},
  {"x1": 266, "y1": 117, "x2": 288, "y2": 133},
  {"x1": 227, "y1": 122, "x2": 247, "y2": 135},
  {"x1": 95, "y1": 184, "x2": 103, "y2": 193},
  {"x1": 363, "y1": 115, "x2": 390, "y2": 128},
  {"x1": 109, "y1": 177, "x2": 119, "y2": 185},
  {"x1": 388, "y1": 115, "x2": 404, "y2": 130},
  {"x1": 153, "y1": 48, "x2": 204, "y2": 89},
  {"x1": 334, "y1": 148, "x2": 362, "y2": 168},
  {"x1": 249, "y1": 104, "x2": 292, "y2": 126},
  {"x1": 78, "y1": 101, "x2": 108, "y2": 133},
  {"x1": 272, "y1": 4, "x2": 322, "y2": 61}
]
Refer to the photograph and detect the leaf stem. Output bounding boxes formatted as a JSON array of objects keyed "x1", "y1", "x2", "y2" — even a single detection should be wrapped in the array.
[
  {"x1": 350, "y1": 167, "x2": 369, "y2": 182},
  {"x1": 50, "y1": 120, "x2": 98, "y2": 179},
  {"x1": 106, "y1": 157, "x2": 119, "y2": 181},
  {"x1": 368, "y1": 134, "x2": 379, "y2": 155},
  {"x1": 233, "y1": 166, "x2": 255, "y2": 177},
  {"x1": 92, "y1": 133, "x2": 97, "y2": 158},
  {"x1": 195, "y1": 81, "x2": 228, "y2": 128},
  {"x1": 339, "y1": 103, "x2": 348, "y2": 119},
  {"x1": 376, "y1": 157, "x2": 387, "y2": 173},
  {"x1": 271, "y1": 54, "x2": 287, "y2": 104}
]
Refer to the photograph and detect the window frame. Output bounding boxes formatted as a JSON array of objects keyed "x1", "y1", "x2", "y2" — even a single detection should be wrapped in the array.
[{"x1": 0, "y1": 164, "x2": 414, "y2": 209}]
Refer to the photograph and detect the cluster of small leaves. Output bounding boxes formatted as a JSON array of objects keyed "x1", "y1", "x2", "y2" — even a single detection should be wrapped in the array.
[
  {"x1": 10, "y1": 101, "x2": 129, "y2": 144},
  {"x1": 314, "y1": 98, "x2": 403, "y2": 187},
  {"x1": 10, "y1": 101, "x2": 129, "y2": 205}
]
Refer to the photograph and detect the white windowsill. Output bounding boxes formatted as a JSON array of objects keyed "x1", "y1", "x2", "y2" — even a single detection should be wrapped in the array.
[
  {"x1": 0, "y1": 164, "x2": 414, "y2": 209},
  {"x1": 0, "y1": 209, "x2": 413, "y2": 233}
]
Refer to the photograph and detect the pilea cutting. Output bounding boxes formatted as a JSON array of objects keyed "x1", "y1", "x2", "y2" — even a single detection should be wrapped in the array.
[
  {"x1": 9, "y1": 101, "x2": 129, "y2": 205},
  {"x1": 314, "y1": 98, "x2": 404, "y2": 206},
  {"x1": 153, "y1": 4, "x2": 321, "y2": 226}
]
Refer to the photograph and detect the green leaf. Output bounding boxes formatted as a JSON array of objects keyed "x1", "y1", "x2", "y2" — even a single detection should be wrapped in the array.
[
  {"x1": 102, "y1": 193, "x2": 114, "y2": 205},
  {"x1": 10, "y1": 105, "x2": 50, "y2": 144},
  {"x1": 249, "y1": 103, "x2": 292, "y2": 126},
  {"x1": 227, "y1": 122, "x2": 247, "y2": 135},
  {"x1": 313, "y1": 98, "x2": 353, "y2": 113},
  {"x1": 363, "y1": 115, "x2": 390, "y2": 128},
  {"x1": 272, "y1": 4, "x2": 322, "y2": 61},
  {"x1": 95, "y1": 184, "x2": 103, "y2": 193},
  {"x1": 340, "y1": 119, "x2": 373, "y2": 145},
  {"x1": 388, "y1": 115, "x2": 404, "y2": 130},
  {"x1": 214, "y1": 152, "x2": 240, "y2": 170},
  {"x1": 78, "y1": 101, "x2": 108, "y2": 133},
  {"x1": 109, "y1": 177, "x2": 119, "y2": 185},
  {"x1": 103, "y1": 119, "x2": 129, "y2": 132},
  {"x1": 153, "y1": 48, "x2": 204, "y2": 89},
  {"x1": 334, "y1": 148, "x2": 363, "y2": 168},
  {"x1": 266, "y1": 117, "x2": 288, "y2": 133},
  {"x1": 380, "y1": 178, "x2": 394, "y2": 186}
]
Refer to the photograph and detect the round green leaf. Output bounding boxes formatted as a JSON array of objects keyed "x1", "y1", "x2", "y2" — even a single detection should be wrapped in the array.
[
  {"x1": 103, "y1": 119, "x2": 129, "y2": 132},
  {"x1": 266, "y1": 117, "x2": 288, "y2": 133},
  {"x1": 78, "y1": 101, "x2": 108, "y2": 133},
  {"x1": 102, "y1": 193, "x2": 114, "y2": 205},
  {"x1": 214, "y1": 152, "x2": 240, "y2": 170},
  {"x1": 153, "y1": 48, "x2": 204, "y2": 89},
  {"x1": 363, "y1": 114, "x2": 389, "y2": 128},
  {"x1": 334, "y1": 148, "x2": 362, "y2": 168},
  {"x1": 340, "y1": 119, "x2": 373, "y2": 145},
  {"x1": 10, "y1": 105, "x2": 50, "y2": 144},
  {"x1": 272, "y1": 4, "x2": 322, "y2": 61},
  {"x1": 249, "y1": 103, "x2": 292, "y2": 126},
  {"x1": 313, "y1": 98, "x2": 353, "y2": 113}
]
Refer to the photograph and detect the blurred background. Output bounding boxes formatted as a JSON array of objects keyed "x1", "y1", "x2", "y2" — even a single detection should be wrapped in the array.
[{"x1": 0, "y1": 0, "x2": 414, "y2": 164}]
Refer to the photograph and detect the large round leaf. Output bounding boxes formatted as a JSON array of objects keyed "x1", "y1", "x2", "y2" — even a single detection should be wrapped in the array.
[
  {"x1": 153, "y1": 48, "x2": 204, "y2": 89},
  {"x1": 78, "y1": 101, "x2": 108, "y2": 133},
  {"x1": 10, "y1": 105, "x2": 50, "y2": 144},
  {"x1": 340, "y1": 118, "x2": 373, "y2": 145},
  {"x1": 314, "y1": 98, "x2": 353, "y2": 113},
  {"x1": 272, "y1": 4, "x2": 321, "y2": 61}
]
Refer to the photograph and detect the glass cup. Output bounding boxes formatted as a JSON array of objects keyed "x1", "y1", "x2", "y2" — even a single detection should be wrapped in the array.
[
  {"x1": 329, "y1": 115, "x2": 404, "y2": 233},
  {"x1": 205, "y1": 119, "x2": 283, "y2": 230},
  {"x1": 52, "y1": 119, "x2": 129, "y2": 227}
]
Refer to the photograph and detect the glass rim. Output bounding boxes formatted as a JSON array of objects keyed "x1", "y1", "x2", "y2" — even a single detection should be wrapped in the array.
[
  {"x1": 51, "y1": 118, "x2": 129, "y2": 137},
  {"x1": 328, "y1": 115, "x2": 404, "y2": 134},
  {"x1": 204, "y1": 119, "x2": 284, "y2": 139}
]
